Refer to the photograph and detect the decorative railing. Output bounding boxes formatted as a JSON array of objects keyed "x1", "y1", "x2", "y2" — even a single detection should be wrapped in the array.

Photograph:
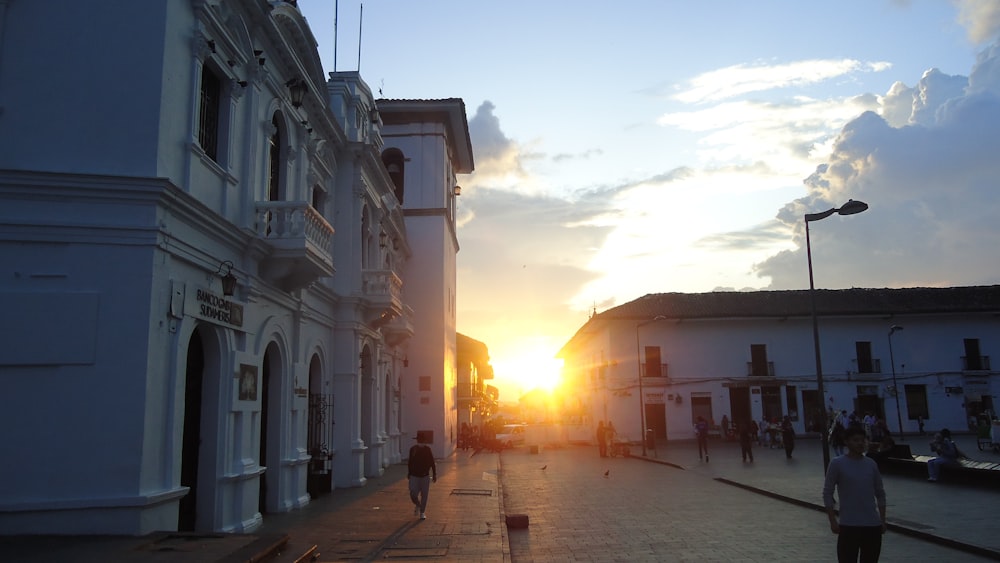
[
  {"x1": 962, "y1": 355, "x2": 991, "y2": 371},
  {"x1": 642, "y1": 363, "x2": 669, "y2": 378},
  {"x1": 255, "y1": 201, "x2": 334, "y2": 252},
  {"x1": 746, "y1": 361, "x2": 776, "y2": 377},
  {"x1": 855, "y1": 358, "x2": 883, "y2": 374},
  {"x1": 362, "y1": 269, "x2": 403, "y2": 303}
]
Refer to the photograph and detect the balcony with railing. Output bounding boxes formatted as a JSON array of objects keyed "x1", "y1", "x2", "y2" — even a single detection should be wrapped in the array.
[
  {"x1": 362, "y1": 269, "x2": 404, "y2": 326},
  {"x1": 255, "y1": 201, "x2": 335, "y2": 291},
  {"x1": 642, "y1": 363, "x2": 669, "y2": 378},
  {"x1": 746, "y1": 361, "x2": 776, "y2": 377},
  {"x1": 962, "y1": 355, "x2": 991, "y2": 371},
  {"x1": 852, "y1": 358, "x2": 883, "y2": 378},
  {"x1": 381, "y1": 304, "x2": 414, "y2": 346}
]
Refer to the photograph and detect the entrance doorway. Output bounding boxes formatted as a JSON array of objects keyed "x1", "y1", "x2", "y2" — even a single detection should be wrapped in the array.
[
  {"x1": 645, "y1": 403, "x2": 667, "y2": 441},
  {"x1": 306, "y1": 354, "x2": 332, "y2": 497},
  {"x1": 178, "y1": 328, "x2": 205, "y2": 531},
  {"x1": 728, "y1": 387, "x2": 751, "y2": 428},
  {"x1": 259, "y1": 342, "x2": 282, "y2": 514},
  {"x1": 801, "y1": 390, "x2": 823, "y2": 433}
]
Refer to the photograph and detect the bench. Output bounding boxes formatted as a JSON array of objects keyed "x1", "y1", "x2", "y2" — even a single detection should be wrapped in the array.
[{"x1": 872, "y1": 444, "x2": 1000, "y2": 487}]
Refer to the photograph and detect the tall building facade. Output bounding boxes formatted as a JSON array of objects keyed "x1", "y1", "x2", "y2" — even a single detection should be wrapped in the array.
[{"x1": 0, "y1": 0, "x2": 472, "y2": 535}]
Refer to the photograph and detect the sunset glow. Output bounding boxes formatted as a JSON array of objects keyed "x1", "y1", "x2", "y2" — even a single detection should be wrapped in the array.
[{"x1": 491, "y1": 349, "x2": 564, "y2": 398}]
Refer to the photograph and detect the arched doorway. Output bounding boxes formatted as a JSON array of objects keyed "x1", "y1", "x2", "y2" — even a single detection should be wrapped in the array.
[
  {"x1": 360, "y1": 346, "x2": 376, "y2": 477},
  {"x1": 306, "y1": 353, "x2": 332, "y2": 497},
  {"x1": 259, "y1": 342, "x2": 283, "y2": 513},
  {"x1": 178, "y1": 325, "x2": 222, "y2": 531},
  {"x1": 178, "y1": 327, "x2": 205, "y2": 531}
]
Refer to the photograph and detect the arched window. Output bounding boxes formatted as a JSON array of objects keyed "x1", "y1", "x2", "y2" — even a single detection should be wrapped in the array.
[
  {"x1": 268, "y1": 114, "x2": 283, "y2": 202},
  {"x1": 198, "y1": 65, "x2": 222, "y2": 162},
  {"x1": 360, "y1": 206, "x2": 372, "y2": 269},
  {"x1": 381, "y1": 148, "x2": 405, "y2": 204}
]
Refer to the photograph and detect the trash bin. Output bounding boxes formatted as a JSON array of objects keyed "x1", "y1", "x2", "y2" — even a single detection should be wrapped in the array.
[{"x1": 645, "y1": 429, "x2": 655, "y2": 451}]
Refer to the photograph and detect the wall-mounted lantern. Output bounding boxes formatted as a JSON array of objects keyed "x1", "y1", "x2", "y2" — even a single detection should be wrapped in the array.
[{"x1": 216, "y1": 260, "x2": 238, "y2": 297}]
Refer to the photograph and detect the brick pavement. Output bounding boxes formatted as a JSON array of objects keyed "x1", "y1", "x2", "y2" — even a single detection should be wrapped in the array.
[
  {"x1": 500, "y1": 436, "x2": 1000, "y2": 562},
  {"x1": 2, "y1": 433, "x2": 998, "y2": 562},
  {"x1": 261, "y1": 449, "x2": 506, "y2": 562},
  {"x1": 0, "y1": 450, "x2": 507, "y2": 563}
]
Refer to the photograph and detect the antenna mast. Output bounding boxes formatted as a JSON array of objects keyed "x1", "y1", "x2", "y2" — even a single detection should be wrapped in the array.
[
  {"x1": 357, "y1": 3, "x2": 364, "y2": 71},
  {"x1": 333, "y1": 0, "x2": 338, "y2": 72}
]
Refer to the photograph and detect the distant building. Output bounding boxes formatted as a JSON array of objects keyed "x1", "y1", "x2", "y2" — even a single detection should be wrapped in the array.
[
  {"x1": 0, "y1": 0, "x2": 471, "y2": 536},
  {"x1": 456, "y1": 333, "x2": 499, "y2": 430},
  {"x1": 558, "y1": 287, "x2": 999, "y2": 443}
]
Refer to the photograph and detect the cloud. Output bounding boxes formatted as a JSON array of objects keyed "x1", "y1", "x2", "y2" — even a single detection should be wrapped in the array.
[
  {"x1": 754, "y1": 41, "x2": 1000, "y2": 290},
  {"x1": 878, "y1": 81, "x2": 916, "y2": 127},
  {"x1": 466, "y1": 100, "x2": 530, "y2": 190},
  {"x1": 659, "y1": 95, "x2": 881, "y2": 171},
  {"x1": 552, "y1": 148, "x2": 603, "y2": 162},
  {"x1": 673, "y1": 59, "x2": 891, "y2": 104},
  {"x1": 695, "y1": 219, "x2": 792, "y2": 251},
  {"x1": 955, "y1": 0, "x2": 1000, "y2": 43}
]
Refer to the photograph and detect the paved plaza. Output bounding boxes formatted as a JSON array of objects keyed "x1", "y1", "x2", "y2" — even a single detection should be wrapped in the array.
[
  {"x1": 1, "y1": 434, "x2": 998, "y2": 561},
  {"x1": 502, "y1": 435, "x2": 1000, "y2": 562}
]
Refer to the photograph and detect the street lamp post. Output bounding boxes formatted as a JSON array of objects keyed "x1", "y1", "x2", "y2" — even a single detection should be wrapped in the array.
[
  {"x1": 806, "y1": 199, "x2": 868, "y2": 472},
  {"x1": 888, "y1": 325, "x2": 905, "y2": 440},
  {"x1": 636, "y1": 315, "x2": 667, "y2": 457}
]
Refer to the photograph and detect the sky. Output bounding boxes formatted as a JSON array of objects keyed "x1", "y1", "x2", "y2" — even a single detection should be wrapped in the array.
[{"x1": 298, "y1": 0, "x2": 1000, "y2": 401}]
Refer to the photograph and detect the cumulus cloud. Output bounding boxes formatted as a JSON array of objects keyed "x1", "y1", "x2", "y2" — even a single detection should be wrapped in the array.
[
  {"x1": 754, "y1": 41, "x2": 1000, "y2": 290},
  {"x1": 466, "y1": 101, "x2": 529, "y2": 189}
]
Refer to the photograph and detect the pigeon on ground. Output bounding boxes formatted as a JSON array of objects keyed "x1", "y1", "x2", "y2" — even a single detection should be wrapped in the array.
[
  {"x1": 603, "y1": 470, "x2": 610, "y2": 478},
  {"x1": 540, "y1": 465, "x2": 547, "y2": 470}
]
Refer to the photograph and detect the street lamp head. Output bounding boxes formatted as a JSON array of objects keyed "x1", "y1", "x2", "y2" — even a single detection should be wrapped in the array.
[
  {"x1": 889, "y1": 325, "x2": 904, "y2": 335},
  {"x1": 805, "y1": 199, "x2": 869, "y2": 223},
  {"x1": 837, "y1": 199, "x2": 868, "y2": 216}
]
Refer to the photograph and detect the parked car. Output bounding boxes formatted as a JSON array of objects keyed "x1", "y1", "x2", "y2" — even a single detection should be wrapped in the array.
[{"x1": 495, "y1": 424, "x2": 527, "y2": 448}]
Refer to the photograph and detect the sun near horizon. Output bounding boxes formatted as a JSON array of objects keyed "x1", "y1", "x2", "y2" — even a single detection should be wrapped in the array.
[{"x1": 491, "y1": 348, "x2": 564, "y2": 400}]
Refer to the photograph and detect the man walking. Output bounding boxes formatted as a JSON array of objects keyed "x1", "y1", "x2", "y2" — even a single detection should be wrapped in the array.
[
  {"x1": 823, "y1": 426, "x2": 887, "y2": 562},
  {"x1": 408, "y1": 434, "x2": 437, "y2": 520},
  {"x1": 695, "y1": 416, "x2": 709, "y2": 462}
]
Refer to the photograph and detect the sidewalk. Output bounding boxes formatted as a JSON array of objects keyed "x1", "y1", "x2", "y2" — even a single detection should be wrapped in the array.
[
  {"x1": 635, "y1": 433, "x2": 1000, "y2": 559},
  {"x1": 0, "y1": 450, "x2": 508, "y2": 563},
  {"x1": 262, "y1": 449, "x2": 506, "y2": 562}
]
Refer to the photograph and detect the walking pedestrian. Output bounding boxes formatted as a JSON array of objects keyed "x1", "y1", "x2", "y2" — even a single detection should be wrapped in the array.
[
  {"x1": 408, "y1": 434, "x2": 437, "y2": 520},
  {"x1": 823, "y1": 426, "x2": 887, "y2": 562},
  {"x1": 831, "y1": 420, "x2": 847, "y2": 456},
  {"x1": 738, "y1": 420, "x2": 754, "y2": 462},
  {"x1": 596, "y1": 421, "x2": 607, "y2": 458},
  {"x1": 695, "y1": 416, "x2": 709, "y2": 462},
  {"x1": 781, "y1": 415, "x2": 795, "y2": 458}
]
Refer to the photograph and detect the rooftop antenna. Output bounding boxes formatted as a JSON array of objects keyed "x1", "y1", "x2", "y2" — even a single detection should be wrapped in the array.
[
  {"x1": 333, "y1": 0, "x2": 338, "y2": 72},
  {"x1": 357, "y1": 3, "x2": 364, "y2": 71}
]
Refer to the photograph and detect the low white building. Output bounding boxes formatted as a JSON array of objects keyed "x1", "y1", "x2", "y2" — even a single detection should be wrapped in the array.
[
  {"x1": 0, "y1": 0, "x2": 471, "y2": 536},
  {"x1": 558, "y1": 287, "x2": 999, "y2": 444}
]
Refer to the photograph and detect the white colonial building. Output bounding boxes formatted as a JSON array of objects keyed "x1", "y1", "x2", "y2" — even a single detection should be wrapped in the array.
[
  {"x1": 0, "y1": 0, "x2": 471, "y2": 536},
  {"x1": 558, "y1": 287, "x2": 999, "y2": 444}
]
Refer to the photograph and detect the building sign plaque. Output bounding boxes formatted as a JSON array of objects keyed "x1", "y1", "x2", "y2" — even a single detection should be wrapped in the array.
[{"x1": 189, "y1": 286, "x2": 244, "y2": 329}]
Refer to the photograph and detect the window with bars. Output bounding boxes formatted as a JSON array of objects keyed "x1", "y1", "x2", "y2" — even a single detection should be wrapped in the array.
[{"x1": 198, "y1": 66, "x2": 221, "y2": 161}]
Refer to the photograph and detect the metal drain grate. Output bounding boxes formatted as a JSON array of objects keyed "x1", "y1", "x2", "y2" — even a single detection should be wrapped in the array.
[{"x1": 450, "y1": 488, "x2": 493, "y2": 496}]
